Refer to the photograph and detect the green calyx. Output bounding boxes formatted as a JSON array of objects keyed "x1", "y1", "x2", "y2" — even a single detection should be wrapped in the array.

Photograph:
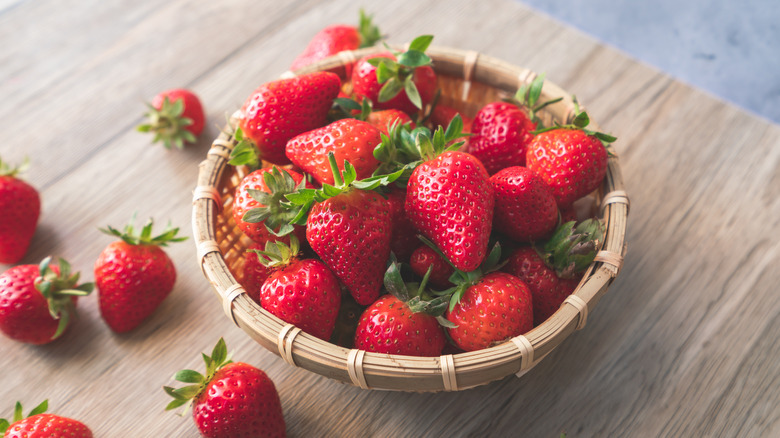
[
  {"x1": 243, "y1": 166, "x2": 307, "y2": 237},
  {"x1": 137, "y1": 96, "x2": 197, "y2": 150},
  {"x1": 0, "y1": 156, "x2": 30, "y2": 178},
  {"x1": 284, "y1": 152, "x2": 403, "y2": 225},
  {"x1": 228, "y1": 127, "x2": 262, "y2": 172},
  {"x1": 164, "y1": 337, "x2": 232, "y2": 415},
  {"x1": 532, "y1": 97, "x2": 617, "y2": 147},
  {"x1": 100, "y1": 216, "x2": 187, "y2": 247},
  {"x1": 34, "y1": 257, "x2": 94, "y2": 341},
  {"x1": 369, "y1": 35, "x2": 434, "y2": 109},
  {"x1": 0, "y1": 400, "x2": 49, "y2": 433},
  {"x1": 250, "y1": 235, "x2": 301, "y2": 269},
  {"x1": 383, "y1": 258, "x2": 457, "y2": 328},
  {"x1": 540, "y1": 218, "x2": 605, "y2": 279},
  {"x1": 357, "y1": 9, "x2": 382, "y2": 48},
  {"x1": 508, "y1": 73, "x2": 563, "y2": 127}
]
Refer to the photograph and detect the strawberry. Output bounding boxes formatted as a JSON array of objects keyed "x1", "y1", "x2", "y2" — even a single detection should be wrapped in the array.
[
  {"x1": 467, "y1": 75, "x2": 559, "y2": 174},
  {"x1": 386, "y1": 188, "x2": 418, "y2": 262},
  {"x1": 285, "y1": 118, "x2": 381, "y2": 186},
  {"x1": 241, "y1": 243, "x2": 271, "y2": 303},
  {"x1": 137, "y1": 88, "x2": 204, "y2": 149},
  {"x1": 291, "y1": 10, "x2": 381, "y2": 71},
  {"x1": 165, "y1": 338, "x2": 285, "y2": 438},
  {"x1": 446, "y1": 270, "x2": 533, "y2": 351},
  {"x1": 429, "y1": 103, "x2": 472, "y2": 133},
  {"x1": 0, "y1": 257, "x2": 92, "y2": 344},
  {"x1": 0, "y1": 158, "x2": 40, "y2": 264},
  {"x1": 94, "y1": 218, "x2": 186, "y2": 333},
  {"x1": 354, "y1": 260, "x2": 445, "y2": 356},
  {"x1": 406, "y1": 148, "x2": 494, "y2": 272},
  {"x1": 351, "y1": 35, "x2": 438, "y2": 115},
  {"x1": 329, "y1": 293, "x2": 364, "y2": 348},
  {"x1": 232, "y1": 166, "x2": 309, "y2": 245},
  {"x1": 526, "y1": 103, "x2": 616, "y2": 207},
  {"x1": 409, "y1": 245, "x2": 453, "y2": 289},
  {"x1": 366, "y1": 109, "x2": 416, "y2": 135},
  {"x1": 253, "y1": 237, "x2": 341, "y2": 341},
  {"x1": 503, "y1": 219, "x2": 604, "y2": 325},
  {"x1": 286, "y1": 153, "x2": 402, "y2": 305},
  {"x1": 231, "y1": 71, "x2": 341, "y2": 166},
  {"x1": 0, "y1": 400, "x2": 92, "y2": 438},
  {"x1": 490, "y1": 166, "x2": 558, "y2": 242}
]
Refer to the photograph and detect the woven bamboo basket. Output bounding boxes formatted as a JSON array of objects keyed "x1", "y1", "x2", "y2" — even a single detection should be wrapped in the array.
[{"x1": 192, "y1": 46, "x2": 629, "y2": 392}]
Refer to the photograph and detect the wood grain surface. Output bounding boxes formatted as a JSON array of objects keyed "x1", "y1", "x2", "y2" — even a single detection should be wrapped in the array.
[{"x1": 1, "y1": 0, "x2": 778, "y2": 436}]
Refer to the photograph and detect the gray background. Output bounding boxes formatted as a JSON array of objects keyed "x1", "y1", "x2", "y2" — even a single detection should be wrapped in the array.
[{"x1": 519, "y1": 0, "x2": 780, "y2": 124}]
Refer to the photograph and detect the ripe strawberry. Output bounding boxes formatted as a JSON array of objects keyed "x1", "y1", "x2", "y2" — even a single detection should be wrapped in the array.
[
  {"x1": 406, "y1": 150, "x2": 494, "y2": 272},
  {"x1": 503, "y1": 219, "x2": 604, "y2": 325},
  {"x1": 232, "y1": 166, "x2": 309, "y2": 245},
  {"x1": 329, "y1": 293, "x2": 364, "y2": 348},
  {"x1": 351, "y1": 35, "x2": 438, "y2": 115},
  {"x1": 446, "y1": 271, "x2": 533, "y2": 351},
  {"x1": 0, "y1": 400, "x2": 92, "y2": 438},
  {"x1": 0, "y1": 158, "x2": 40, "y2": 264},
  {"x1": 366, "y1": 109, "x2": 416, "y2": 135},
  {"x1": 386, "y1": 188, "x2": 418, "y2": 262},
  {"x1": 94, "y1": 218, "x2": 186, "y2": 333},
  {"x1": 354, "y1": 260, "x2": 446, "y2": 356},
  {"x1": 232, "y1": 71, "x2": 341, "y2": 165},
  {"x1": 0, "y1": 257, "x2": 92, "y2": 344},
  {"x1": 490, "y1": 166, "x2": 558, "y2": 242},
  {"x1": 526, "y1": 104, "x2": 616, "y2": 207},
  {"x1": 285, "y1": 118, "x2": 381, "y2": 186},
  {"x1": 241, "y1": 243, "x2": 271, "y2": 303},
  {"x1": 137, "y1": 88, "x2": 204, "y2": 149},
  {"x1": 165, "y1": 338, "x2": 285, "y2": 438},
  {"x1": 253, "y1": 237, "x2": 341, "y2": 341},
  {"x1": 429, "y1": 103, "x2": 472, "y2": 133},
  {"x1": 291, "y1": 10, "x2": 381, "y2": 71},
  {"x1": 409, "y1": 245, "x2": 453, "y2": 289},
  {"x1": 287, "y1": 153, "x2": 401, "y2": 305}
]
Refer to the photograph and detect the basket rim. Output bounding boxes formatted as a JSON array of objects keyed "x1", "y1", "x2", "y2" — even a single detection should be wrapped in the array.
[{"x1": 191, "y1": 45, "x2": 629, "y2": 392}]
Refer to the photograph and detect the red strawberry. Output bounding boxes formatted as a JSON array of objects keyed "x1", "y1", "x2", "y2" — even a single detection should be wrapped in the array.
[
  {"x1": 94, "y1": 218, "x2": 186, "y2": 333},
  {"x1": 165, "y1": 338, "x2": 285, "y2": 438},
  {"x1": 355, "y1": 294, "x2": 445, "y2": 356},
  {"x1": 0, "y1": 158, "x2": 40, "y2": 264},
  {"x1": 254, "y1": 237, "x2": 341, "y2": 341},
  {"x1": 467, "y1": 102, "x2": 535, "y2": 174},
  {"x1": 138, "y1": 88, "x2": 204, "y2": 149},
  {"x1": 504, "y1": 219, "x2": 604, "y2": 325},
  {"x1": 0, "y1": 257, "x2": 92, "y2": 344},
  {"x1": 406, "y1": 150, "x2": 494, "y2": 272},
  {"x1": 234, "y1": 71, "x2": 341, "y2": 165},
  {"x1": 286, "y1": 119, "x2": 381, "y2": 186},
  {"x1": 0, "y1": 400, "x2": 92, "y2": 438},
  {"x1": 232, "y1": 166, "x2": 309, "y2": 245},
  {"x1": 386, "y1": 188, "x2": 418, "y2": 262},
  {"x1": 429, "y1": 104, "x2": 472, "y2": 133},
  {"x1": 490, "y1": 166, "x2": 558, "y2": 242},
  {"x1": 446, "y1": 271, "x2": 533, "y2": 351},
  {"x1": 351, "y1": 36, "x2": 438, "y2": 115},
  {"x1": 291, "y1": 10, "x2": 381, "y2": 71},
  {"x1": 366, "y1": 109, "x2": 416, "y2": 135},
  {"x1": 526, "y1": 105, "x2": 616, "y2": 207},
  {"x1": 409, "y1": 245, "x2": 453, "y2": 289},
  {"x1": 241, "y1": 243, "x2": 271, "y2": 303}
]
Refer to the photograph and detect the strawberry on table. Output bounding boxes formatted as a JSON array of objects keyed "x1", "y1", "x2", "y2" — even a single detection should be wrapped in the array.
[
  {"x1": 291, "y1": 9, "x2": 382, "y2": 71},
  {"x1": 0, "y1": 400, "x2": 92, "y2": 438},
  {"x1": 253, "y1": 236, "x2": 341, "y2": 341},
  {"x1": 165, "y1": 338, "x2": 286, "y2": 438},
  {"x1": 231, "y1": 71, "x2": 341, "y2": 166},
  {"x1": 526, "y1": 102, "x2": 616, "y2": 208},
  {"x1": 0, "y1": 257, "x2": 93, "y2": 345},
  {"x1": 352, "y1": 35, "x2": 438, "y2": 116},
  {"x1": 94, "y1": 218, "x2": 186, "y2": 333},
  {"x1": 490, "y1": 166, "x2": 558, "y2": 242},
  {"x1": 285, "y1": 118, "x2": 381, "y2": 186},
  {"x1": 0, "y1": 157, "x2": 40, "y2": 264},
  {"x1": 354, "y1": 260, "x2": 446, "y2": 356},
  {"x1": 137, "y1": 88, "x2": 205, "y2": 149}
]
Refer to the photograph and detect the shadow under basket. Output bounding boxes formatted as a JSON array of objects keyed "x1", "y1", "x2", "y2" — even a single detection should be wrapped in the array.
[{"x1": 191, "y1": 46, "x2": 629, "y2": 392}]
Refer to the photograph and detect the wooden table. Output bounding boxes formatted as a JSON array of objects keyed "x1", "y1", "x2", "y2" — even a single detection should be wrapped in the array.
[{"x1": 2, "y1": 0, "x2": 778, "y2": 436}]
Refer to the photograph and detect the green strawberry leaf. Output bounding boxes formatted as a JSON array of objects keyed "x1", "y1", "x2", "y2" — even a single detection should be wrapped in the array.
[
  {"x1": 358, "y1": 9, "x2": 382, "y2": 48},
  {"x1": 28, "y1": 400, "x2": 48, "y2": 417},
  {"x1": 378, "y1": 77, "x2": 403, "y2": 103},
  {"x1": 174, "y1": 369, "x2": 205, "y2": 384},
  {"x1": 408, "y1": 35, "x2": 434, "y2": 52},
  {"x1": 404, "y1": 76, "x2": 423, "y2": 109},
  {"x1": 397, "y1": 50, "x2": 431, "y2": 68},
  {"x1": 376, "y1": 60, "x2": 396, "y2": 84},
  {"x1": 383, "y1": 260, "x2": 411, "y2": 302}
]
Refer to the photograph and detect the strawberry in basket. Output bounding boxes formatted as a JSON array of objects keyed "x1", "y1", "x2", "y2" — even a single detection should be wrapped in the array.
[
  {"x1": 291, "y1": 9, "x2": 382, "y2": 72},
  {"x1": 490, "y1": 166, "x2": 559, "y2": 243},
  {"x1": 0, "y1": 157, "x2": 40, "y2": 264}
]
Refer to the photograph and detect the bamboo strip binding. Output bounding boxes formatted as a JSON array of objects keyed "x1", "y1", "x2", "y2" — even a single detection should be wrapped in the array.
[{"x1": 191, "y1": 46, "x2": 629, "y2": 392}]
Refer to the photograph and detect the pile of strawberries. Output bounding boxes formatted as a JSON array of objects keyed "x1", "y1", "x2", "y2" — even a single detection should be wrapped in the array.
[{"x1": 227, "y1": 33, "x2": 616, "y2": 358}]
